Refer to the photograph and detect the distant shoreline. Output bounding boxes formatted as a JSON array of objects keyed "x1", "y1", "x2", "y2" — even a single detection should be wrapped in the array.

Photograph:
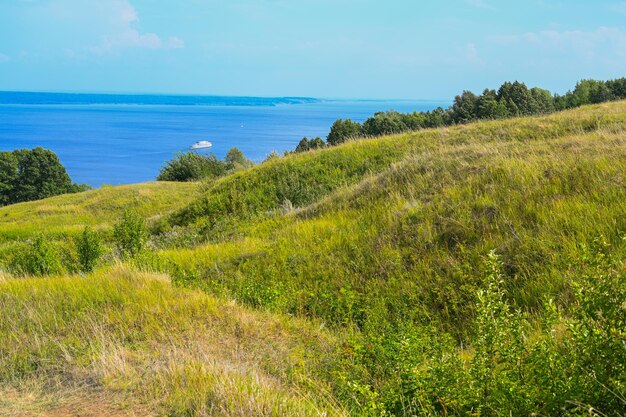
[
  {"x1": 0, "y1": 91, "x2": 319, "y2": 107},
  {"x1": 0, "y1": 91, "x2": 449, "y2": 107}
]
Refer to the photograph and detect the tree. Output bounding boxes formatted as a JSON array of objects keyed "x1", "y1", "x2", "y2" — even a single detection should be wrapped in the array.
[
  {"x1": 295, "y1": 137, "x2": 325, "y2": 153},
  {"x1": 363, "y1": 111, "x2": 408, "y2": 136},
  {"x1": 263, "y1": 151, "x2": 280, "y2": 163},
  {"x1": 295, "y1": 137, "x2": 310, "y2": 153},
  {"x1": 326, "y1": 119, "x2": 363, "y2": 146},
  {"x1": 450, "y1": 90, "x2": 480, "y2": 123},
  {"x1": 225, "y1": 147, "x2": 253, "y2": 172},
  {"x1": 0, "y1": 152, "x2": 17, "y2": 206},
  {"x1": 10, "y1": 147, "x2": 74, "y2": 204},
  {"x1": 308, "y1": 137, "x2": 325, "y2": 150},
  {"x1": 423, "y1": 107, "x2": 450, "y2": 128},
  {"x1": 606, "y1": 77, "x2": 626, "y2": 99},
  {"x1": 529, "y1": 87, "x2": 555, "y2": 114},
  {"x1": 75, "y1": 226, "x2": 103, "y2": 272},
  {"x1": 497, "y1": 81, "x2": 535, "y2": 116},
  {"x1": 113, "y1": 210, "x2": 147, "y2": 259}
]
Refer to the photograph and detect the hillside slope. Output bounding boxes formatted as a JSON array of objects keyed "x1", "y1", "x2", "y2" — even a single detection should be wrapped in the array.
[
  {"x1": 152, "y1": 101, "x2": 626, "y2": 331},
  {"x1": 0, "y1": 181, "x2": 198, "y2": 240}
]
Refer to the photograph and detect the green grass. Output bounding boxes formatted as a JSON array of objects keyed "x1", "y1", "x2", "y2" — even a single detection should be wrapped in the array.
[
  {"x1": 0, "y1": 181, "x2": 198, "y2": 241},
  {"x1": 0, "y1": 266, "x2": 346, "y2": 416}
]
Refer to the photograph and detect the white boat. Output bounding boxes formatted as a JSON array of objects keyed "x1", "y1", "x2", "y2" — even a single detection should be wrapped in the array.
[{"x1": 190, "y1": 140, "x2": 212, "y2": 150}]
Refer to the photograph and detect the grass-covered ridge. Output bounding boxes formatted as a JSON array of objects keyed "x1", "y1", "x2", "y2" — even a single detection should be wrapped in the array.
[
  {"x1": 0, "y1": 181, "x2": 198, "y2": 240},
  {"x1": 168, "y1": 101, "x2": 626, "y2": 232}
]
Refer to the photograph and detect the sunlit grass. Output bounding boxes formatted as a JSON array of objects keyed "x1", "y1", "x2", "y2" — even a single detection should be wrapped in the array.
[
  {"x1": 0, "y1": 181, "x2": 199, "y2": 241},
  {"x1": 0, "y1": 266, "x2": 346, "y2": 416}
]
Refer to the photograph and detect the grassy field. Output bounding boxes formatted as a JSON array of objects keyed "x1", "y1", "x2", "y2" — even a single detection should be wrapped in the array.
[
  {"x1": 0, "y1": 181, "x2": 198, "y2": 241},
  {"x1": 0, "y1": 266, "x2": 346, "y2": 416},
  {"x1": 1, "y1": 102, "x2": 626, "y2": 415}
]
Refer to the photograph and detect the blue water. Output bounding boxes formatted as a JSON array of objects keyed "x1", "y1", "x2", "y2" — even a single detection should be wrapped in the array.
[{"x1": 0, "y1": 92, "x2": 448, "y2": 187}]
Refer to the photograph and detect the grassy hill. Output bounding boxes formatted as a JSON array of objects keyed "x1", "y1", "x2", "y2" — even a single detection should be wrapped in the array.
[
  {"x1": 0, "y1": 181, "x2": 198, "y2": 241},
  {"x1": 152, "y1": 102, "x2": 626, "y2": 331},
  {"x1": 1, "y1": 102, "x2": 626, "y2": 415}
]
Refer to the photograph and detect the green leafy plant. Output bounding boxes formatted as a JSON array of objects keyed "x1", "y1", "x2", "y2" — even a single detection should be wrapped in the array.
[
  {"x1": 75, "y1": 226, "x2": 103, "y2": 272},
  {"x1": 157, "y1": 152, "x2": 227, "y2": 182},
  {"x1": 113, "y1": 210, "x2": 147, "y2": 259},
  {"x1": 10, "y1": 235, "x2": 63, "y2": 276}
]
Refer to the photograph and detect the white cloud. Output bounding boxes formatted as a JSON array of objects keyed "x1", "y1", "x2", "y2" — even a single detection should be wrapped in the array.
[
  {"x1": 85, "y1": 0, "x2": 184, "y2": 54},
  {"x1": 490, "y1": 27, "x2": 626, "y2": 60}
]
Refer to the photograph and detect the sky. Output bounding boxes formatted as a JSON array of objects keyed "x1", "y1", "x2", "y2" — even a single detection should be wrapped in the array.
[{"x1": 0, "y1": 0, "x2": 625, "y2": 99}]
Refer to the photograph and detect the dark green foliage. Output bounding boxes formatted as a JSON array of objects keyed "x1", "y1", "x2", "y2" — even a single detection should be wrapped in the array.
[
  {"x1": 0, "y1": 147, "x2": 86, "y2": 206},
  {"x1": 0, "y1": 152, "x2": 17, "y2": 206},
  {"x1": 421, "y1": 106, "x2": 450, "y2": 127},
  {"x1": 158, "y1": 149, "x2": 254, "y2": 181},
  {"x1": 157, "y1": 152, "x2": 227, "y2": 182},
  {"x1": 224, "y1": 147, "x2": 253, "y2": 172},
  {"x1": 341, "y1": 248, "x2": 626, "y2": 415},
  {"x1": 295, "y1": 137, "x2": 325, "y2": 153},
  {"x1": 113, "y1": 210, "x2": 147, "y2": 259},
  {"x1": 363, "y1": 111, "x2": 409, "y2": 136},
  {"x1": 451, "y1": 90, "x2": 480, "y2": 123},
  {"x1": 9, "y1": 235, "x2": 63, "y2": 276},
  {"x1": 74, "y1": 226, "x2": 103, "y2": 272},
  {"x1": 326, "y1": 119, "x2": 363, "y2": 145}
]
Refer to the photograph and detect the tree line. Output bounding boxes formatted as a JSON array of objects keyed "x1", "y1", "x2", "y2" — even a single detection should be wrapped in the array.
[{"x1": 293, "y1": 77, "x2": 626, "y2": 152}]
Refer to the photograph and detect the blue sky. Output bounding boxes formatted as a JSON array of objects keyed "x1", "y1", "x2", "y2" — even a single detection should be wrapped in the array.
[{"x1": 0, "y1": 0, "x2": 625, "y2": 99}]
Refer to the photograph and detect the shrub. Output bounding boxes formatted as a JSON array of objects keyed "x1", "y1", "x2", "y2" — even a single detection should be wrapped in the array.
[
  {"x1": 75, "y1": 226, "x2": 103, "y2": 272},
  {"x1": 564, "y1": 239, "x2": 626, "y2": 411},
  {"x1": 157, "y1": 152, "x2": 227, "y2": 182},
  {"x1": 10, "y1": 235, "x2": 63, "y2": 276},
  {"x1": 113, "y1": 210, "x2": 147, "y2": 259}
]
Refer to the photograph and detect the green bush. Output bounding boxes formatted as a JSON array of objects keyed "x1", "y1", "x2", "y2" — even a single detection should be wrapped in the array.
[
  {"x1": 9, "y1": 235, "x2": 63, "y2": 276},
  {"x1": 75, "y1": 226, "x2": 103, "y2": 272},
  {"x1": 113, "y1": 210, "x2": 147, "y2": 259},
  {"x1": 157, "y1": 152, "x2": 227, "y2": 182}
]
